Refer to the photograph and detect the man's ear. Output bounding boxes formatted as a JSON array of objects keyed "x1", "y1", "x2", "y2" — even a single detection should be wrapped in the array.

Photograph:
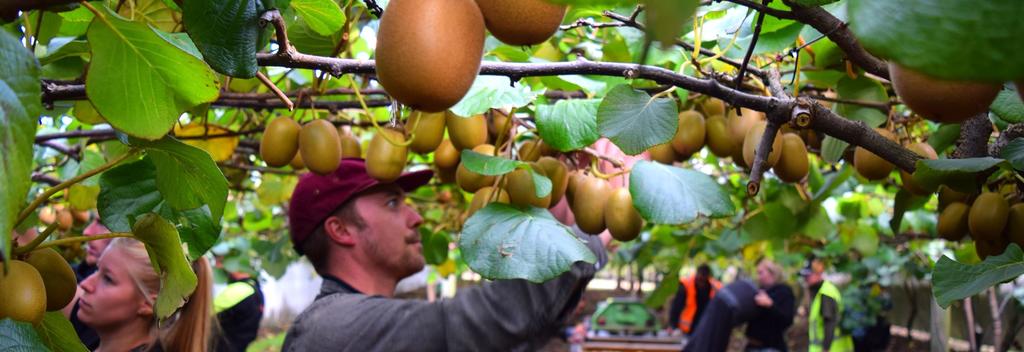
[{"x1": 323, "y1": 216, "x2": 358, "y2": 246}]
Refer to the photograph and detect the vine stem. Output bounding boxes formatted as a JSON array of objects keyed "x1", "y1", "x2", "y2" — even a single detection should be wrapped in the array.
[
  {"x1": 33, "y1": 233, "x2": 134, "y2": 252},
  {"x1": 14, "y1": 149, "x2": 140, "y2": 228},
  {"x1": 11, "y1": 222, "x2": 59, "y2": 256}
]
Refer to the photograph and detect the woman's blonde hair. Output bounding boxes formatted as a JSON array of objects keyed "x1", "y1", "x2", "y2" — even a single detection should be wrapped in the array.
[
  {"x1": 758, "y1": 258, "x2": 785, "y2": 284},
  {"x1": 107, "y1": 238, "x2": 213, "y2": 352}
]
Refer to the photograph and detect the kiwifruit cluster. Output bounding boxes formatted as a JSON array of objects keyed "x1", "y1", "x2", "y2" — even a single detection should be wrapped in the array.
[
  {"x1": 936, "y1": 185, "x2": 1024, "y2": 259},
  {"x1": 259, "y1": 117, "x2": 361, "y2": 175},
  {"x1": 0, "y1": 248, "x2": 78, "y2": 323},
  {"x1": 888, "y1": 63, "x2": 1002, "y2": 124}
]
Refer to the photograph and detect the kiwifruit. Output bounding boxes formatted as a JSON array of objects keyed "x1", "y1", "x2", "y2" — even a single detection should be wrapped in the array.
[
  {"x1": 1006, "y1": 203, "x2": 1024, "y2": 248},
  {"x1": 888, "y1": 63, "x2": 1001, "y2": 124},
  {"x1": 731, "y1": 141, "x2": 749, "y2": 170},
  {"x1": 819, "y1": 90, "x2": 837, "y2": 110},
  {"x1": 604, "y1": 188, "x2": 643, "y2": 241},
  {"x1": 727, "y1": 107, "x2": 764, "y2": 143},
  {"x1": 705, "y1": 115, "x2": 733, "y2": 158},
  {"x1": 975, "y1": 239, "x2": 995, "y2": 260},
  {"x1": 289, "y1": 152, "x2": 306, "y2": 170},
  {"x1": 537, "y1": 157, "x2": 569, "y2": 206},
  {"x1": 0, "y1": 260, "x2": 47, "y2": 323},
  {"x1": 518, "y1": 140, "x2": 542, "y2": 162},
  {"x1": 899, "y1": 142, "x2": 938, "y2": 196},
  {"x1": 938, "y1": 185, "x2": 971, "y2": 211},
  {"x1": 853, "y1": 128, "x2": 897, "y2": 181},
  {"x1": 800, "y1": 129, "x2": 822, "y2": 151},
  {"x1": 299, "y1": 120, "x2": 342, "y2": 175},
  {"x1": 260, "y1": 117, "x2": 301, "y2": 167},
  {"x1": 456, "y1": 144, "x2": 497, "y2": 193},
  {"x1": 337, "y1": 129, "x2": 362, "y2": 159},
  {"x1": 742, "y1": 121, "x2": 783, "y2": 169},
  {"x1": 572, "y1": 176, "x2": 611, "y2": 235},
  {"x1": 24, "y1": 248, "x2": 76, "y2": 311},
  {"x1": 375, "y1": 0, "x2": 484, "y2": 112},
  {"x1": 565, "y1": 171, "x2": 586, "y2": 201},
  {"x1": 773, "y1": 134, "x2": 809, "y2": 183},
  {"x1": 968, "y1": 192, "x2": 1010, "y2": 242},
  {"x1": 366, "y1": 128, "x2": 409, "y2": 182},
  {"x1": 647, "y1": 143, "x2": 677, "y2": 165},
  {"x1": 937, "y1": 202, "x2": 969, "y2": 241},
  {"x1": 700, "y1": 98, "x2": 726, "y2": 117},
  {"x1": 39, "y1": 206, "x2": 56, "y2": 225},
  {"x1": 467, "y1": 186, "x2": 510, "y2": 218},
  {"x1": 435, "y1": 139, "x2": 461, "y2": 170},
  {"x1": 488, "y1": 109, "x2": 511, "y2": 142},
  {"x1": 406, "y1": 110, "x2": 447, "y2": 154},
  {"x1": 506, "y1": 164, "x2": 552, "y2": 208},
  {"x1": 475, "y1": 0, "x2": 567, "y2": 46},
  {"x1": 671, "y1": 110, "x2": 706, "y2": 158},
  {"x1": 57, "y1": 209, "x2": 73, "y2": 231},
  {"x1": 446, "y1": 112, "x2": 488, "y2": 151},
  {"x1": 72, "y1": 209, "x2": 90, "y2": 224}
]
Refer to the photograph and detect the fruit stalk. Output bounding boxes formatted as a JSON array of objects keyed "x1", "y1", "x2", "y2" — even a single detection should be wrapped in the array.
[{"x1": 11, "y1": 222, "x2": 59, "y2": 256}]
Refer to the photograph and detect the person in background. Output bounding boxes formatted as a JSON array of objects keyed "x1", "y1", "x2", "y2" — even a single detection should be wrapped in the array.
[
  {"x1": 212, "y1": 257, "x2": 264, "y2": 352},
  {"x1": 802, "y1": 257, "x2": 854, "y2": 352},
  {"x1": 76, "y1": 238, "x2": 213, "y2": 351},
  {"x1": 669, "y1": 264, "x2": 722, "y2": 335},
  {"x1": 745, "y1": 259, "x2": 796, "y2": 352},
  {"x1": 74, "y1": 217, "x2": 113, "y2": 282}
]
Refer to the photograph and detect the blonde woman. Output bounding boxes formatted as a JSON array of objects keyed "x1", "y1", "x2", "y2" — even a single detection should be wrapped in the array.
[
  {"x1": 745, "y1": 259, "x2": 796, "y2": 352},
  {"x1": 77, "y1": 238, "x2": 213, "y2": 352}
]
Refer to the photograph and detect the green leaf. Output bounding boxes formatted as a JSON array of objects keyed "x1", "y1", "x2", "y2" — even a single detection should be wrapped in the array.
[
  {"x1": 290, "y1": 0, "x2": 345, "y2": 36},
  {"x1": 158, "y1": 205, "x2": 222, "y2": 260},
  {"x1": 1001, "y1": 138, "x2": 1024, "y2": 171},
  {"x1": 86, "y1": 7, "x2": 220, "y2": 140},
  {"x1": 460, "y1": 150, "x2": 522, "y2": 176},
  {"x1": 40, "y1": 39, "x2": 90, "y2": 66},
  {"x1": 933, "y1": 244, "x2": 1024, "y2": 308},
  {"x1": 0, "y1": 318, "x2": 47, "y2": 351},
  {"x1": 790, "y1": 0, "x2": 839, "y2": 6},
  {"x1": 536, "y1": 99, "x2": 601, "y2": 152},
  {"x1": 124, "y1": 136, "x2": 228, "y2": 223},
  {"x1": 991, "y1": 89, "x2": 1024, "y2": 131},
  {"x1": 0, "y1": 30, "x2": 42, "y2": 119},
  {"x1": 420, "y1": 229, "x2": 450, "y2": 266},
  {"x1": 285, "y1": 12, "x2": 343, "y2": 56},
  {"x1": 628, "y1": 161, "x2": 734, "y2": 224},
  {"x1": 183, "y1": 0, "x2": 260, "y2": 78},
  {"x1": 913, "y1": 157, "x2": 1010, "y2": 194},
  {"x1": 928, "y1": 123, "x2": 962, "y2": 155},
  {"x1": 33, "y1": 312, "x2": 89, "y2": 352},
  {"x1": 819, "y1": 135, "x2": 848, "y2": 164},
  {"x1": 743, "y1": 203, "x2": 797, "y2": 240},
  {"x1": 528, "y1": 167, "x2": 553, "y2": 198},
  {"x1": 643, "y1": 0, "x2": 699, "y2": 47},
  {"x1": 0, "y1": 31, "x2": 39, "y2": 262},
  {"x1": 597, "y1": 85, "x2": 678, "y2": 155},
  {"x1": 849, "y1": 0, "x2": 1024, "y2": 81},
  {"x1": 644, "y1": 268, "x2": 681, "y2": 309},
  {"x1": 889, "y1": 189, "x2": 929, "y2": 234},
  {"x1": 450, "y1": 76, "x2": 543, "y2": 117},
  {"x1": 132, "y1": 213, "x2": 198, "y2": 320},
  {"x1": 834, "y1": 75, "x2": 888, "y2": 127},
  {"x1": 460, "y1": 204, "x2": 597, "y2": 283}
]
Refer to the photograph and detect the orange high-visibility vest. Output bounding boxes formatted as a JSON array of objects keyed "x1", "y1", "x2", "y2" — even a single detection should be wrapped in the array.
[{"x1": 678, "y1": 275, "x2": 722, "y2": 333}]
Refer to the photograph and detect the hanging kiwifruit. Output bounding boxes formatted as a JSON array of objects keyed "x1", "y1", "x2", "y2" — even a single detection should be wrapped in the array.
[
  {"x1": 705, "y1": 115, "x2": 733, "y2": 158},
  {"x1": 888, "y1": 63, "x2": 1001, "y2": 124},
  {"x1": 475, "y1": 0, "x2": 567, "y2": 46},
  {"x1": 968, "y1": 192, "x2": 1010, "y2": 242},
  {"x1": 337, "y1": 129, "x2": 362, "y2": 159},
  {"x1": 24, "y1": 248, "x2": 76, "y2": 311},
  {"x1": 446, "y1": 112, "x2": 488, "y2": 151},
  {"x1": 899, "y1": 142, "x2": 938, "y2": 196},
  {"x1": 565, "y1": 171, "x2": 586, "y2": 202},
  {"x1": 537, "y1": 157, "x2": 569, "y2": 206},
  {"x1": 604, "y1": 188, "x2": 643, "y2": 241},
  {"x1": 456, "y1": 144, "x2": 497, "y2": 193},
  {"x1": 289, "y1": 152, "x2": 306, "y2": 170},
  {"x1": 727, "y1": 107, "x2": 764, "y2": 142},
  {"x1": 671, "y1": 110, "x2": 706, "y2": 158},
  {"x1": 488, "y1": 109, "x2": 511, "y2": 142},
  {"x1": 0, "y1": 260, "x2": 47, "y2": 323},
  {"x1": 366, "y1": 128, "x2": 409, "y2": 182},
  {"x1": 518, "y1": 140, "x2": 543, "y2": 162},
  {"x1": 937, "y1": 202, "x2": 970, "y2": 241},
  {"x1": 572, "y1": 176, "x2": 611, "y2": 235},
  {"x1": 1007, "y1": 203, "x2": 1024, "y2": 248},
  {"x1": 506, "y1": 163, "x2": 552, "y2": 208},
  {"x1": 853, "y1": 128, "x2": 897, "y2": 181},
  {"x1": 647, "y1": 143, "x2": 677, "y2": 165},
  {"x1": 406, "y1": 110, "x2": 447, "y2": 154},
  {"x1": 56, "y1": 209, "x2": 73, "y2": 231},
  {"x1": 260, "y1": 117, "x2": 301, "y2": 167},
  {"x1": 938, "y1": 185, "x2": 971, "y2": 212},
  {"x1": 435, "y1": 139, "x2": 461, "y2": 170},
  {"x1": 467, "y1": 186, "x2": 510, "y2": 218},
  {"x1": 375, "y1": 0, "x2": 485, "y2": 112},
  {"x1": 773, "y1": 133, "x2": 809, "y2": 183},
  {"x1": 742, "y1": 121, "x2": 783, "y2": 169},
  {"x1": 299, "y1": 120, "x2": 342, "y2": 175},
  {"x1": 700, "y1": 97, "x2": 726, "y2": 117}
]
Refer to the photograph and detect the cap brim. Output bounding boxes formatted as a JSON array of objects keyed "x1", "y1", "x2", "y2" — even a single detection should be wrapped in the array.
[{"x1": 393, "y1": 169, "x2": 434, "y2": 193}]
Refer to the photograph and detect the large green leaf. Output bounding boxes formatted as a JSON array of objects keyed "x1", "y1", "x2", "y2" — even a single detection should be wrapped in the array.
[
  {"x1": 834, "y1": 75, "x2": 888, "y2": 127},
  {"x1": 933, "y1": 244, "x2": 1024, "y2": 308},
  {"x1": 743, "y1": 202, "x2": 797, "y2": 240},
  {"x1": 819, "y1": 135, "x2": 847, "y2": 164},
  {"x1": 290, "y1": 0, "x2": 345, "y2": 36},
  {"x1": 132, "y1": 213, "x2": 198, "y2": 320},
  {"x1": 849, "y1": 0, "x2": 1024, "y2": 81},
  {"x1": 628, "y1": 161, "x2": 734, "y2": 224},
  {"x1": 123, "y1": 136, "x2": 228, "y2": 223},
  {"x1": 597, "y1": 85, "x2": 678, "y2": 155},
  {"x1": 0, "y1": 31, "x2": 42, "y2": 119},
  {"x1": 1001, "y1": 138, "x2": 1024, "y2": 171},
  {"x1": 450, "y1": 76, "x2": 544, "y2": 117},
  {"x1": 912, "y1": 157, "x2": 1010, "y2": 194},
  {"x1": 285, "y1": 12, "x2": 343, "y2": 56},
  {"x1": 420, "y1": 228, "x2": 450, "y2": 266},
  {"x1": 86, "y1": 7, "x2": 219, "y2": 140},
  {"x1": 33, "y1": 312, "x2": 88, "y2": 352},
  {"x1": 928, "y1": 123, "x2": 962, "y2": 155},
  {"x1": 991, "y1": 89, "x2": 1024, "y2": 131},
  {"x1": 889, "y1": 189, "x2": 929, "y2": 234},
  {"x1": 0, "y1": 30, "x2": 39, "y2": 261},
  {"x1": 0, "y1": 318, "x2": 47, "y2": 351},
  {"x1": 460, "y1": 150, "x2": 521, "y2": 176},
  {"x1": 183, "y1": 0, "x2": 260, "y2": 78},
  {"x1": 460, "y1": 204, "x2": 597, "y2": 283},
  {"x1": 643, "y1": 0, "x2": 699, "y2": 48},
  {"x1": 528, "y1": 168, "x2": 553, "y2": 198},
  {"x1": 536, "y1": 99, "x2": 601, "y2": 152}
]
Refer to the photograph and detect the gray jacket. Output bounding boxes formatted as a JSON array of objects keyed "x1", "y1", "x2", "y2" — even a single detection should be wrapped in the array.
[{"x1": 282, "y1": 231, "x2": 607, "y2": 352}]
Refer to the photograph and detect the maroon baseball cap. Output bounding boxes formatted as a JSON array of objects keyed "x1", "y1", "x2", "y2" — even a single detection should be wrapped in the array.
[{"x1": 288, "y1": 158, "x2": 433, "y2": 252}]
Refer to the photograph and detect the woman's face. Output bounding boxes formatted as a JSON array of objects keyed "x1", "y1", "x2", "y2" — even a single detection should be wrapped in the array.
[
  {"x1": 757, "y1": 262, "x2": 776, "y2": 287},
  {"x1": 77, "y1": 247, "x2": 153, "y2": 330}
]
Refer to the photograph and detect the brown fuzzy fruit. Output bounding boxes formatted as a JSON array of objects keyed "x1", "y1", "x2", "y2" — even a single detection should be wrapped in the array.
[
  {"x1": 537, "y1": 157, "x2": 569, "y2": 206},
  {"x1": 938, "y1": 186, "x2": 971, "y2": 211},
  {"x1": 604, "y1": 188, "x2": 643, "y2": 241},
  {"x1": 337, "y1": 129, "x2": 362, "y2": 159},
  {"x1": 435, "y1": 139, "x2": 461, "y2": 170},
  {"x1": 565, "y1": 171, "x2": 586, "y2": 201},
  {"x1": 889, "y1": 63, "x2": 1001, "y2": 124},
  {"x1": 700, "y1": 98, "x2": 726, "y2": 117},
  {"x1": 853, "y1": 128, "x2": 897, "y2": 181},
  {"x1": 727, "y1": 107, "x2": 764, "y2": 143},
  {"x1": 670, "y1": 110, "x2": 706, "y2": 158},
  {"x1": 899, "y1": 142, "x2": 938, "y2": 196},
  {"x1": 289, "y1": 152, "x2": 305, "y2": 170},
  {"x1": 406, "y1": 110, "x2": 447, "y2": 154},
  {"x1": 1006, "y1": 203, "x2": 1024, "y2": 248},
  {"x1": 0, "y1": 260, "x2": 47, "y2": 323},
  {"x1": 475, "y1": 0, "x2": 567, "y2": 46},
  {"x1": 446, "y1": 112, "x2": 488, "y2": 151},
  {"x1": 56, "y1": 209, "x2": 73, "y2": 231},
  {"x1": 937, "y1": 202, "x2": 970, "y2": 241},
  {"x1": 705, "y1": 115, "x2": 733, "y2": 158},
  {"x1": 39, "y1": 206, "x2": 56, "y2": 225},
  {"x1": 572, "y1": 176, "x2": 611, "y2": 235},
  {"x1": 260, "y1": 117, "x2": 301, "y2": 167},
  {"x1": 518, "y1": 140, "x2": 542, "y2": 162},
  {"x1": 488, "y1": 109, "x2": 511, "y2": 142},
  {"x1": 456, "y1": 144, "x2": 497, "y2": 193},
  {"x1": 647, "y1": 143, "x2": 677, "y2": 165},
  {"x1": 968, "y1": 192, "x2": 1010, "y2": 242},
  {"x1": 375, "y1": 0, "x2": 484, "y2": 112},
  {"x1": 742, "y1": 121, "x2": 783, "y2": 169},
  {"x1": 24, "y1": 248, "x2": 76, "y2": 311},
  {"x1": 773, "y1": 134, "x2": 809, "y2": 183},
  {"x1": 366, "y1": 128, "x2": 409, "y2": 182},
  {"x1": 299, "y1": 120, "x2": 342, "y2": 175},
  {"x1": 506, "y1": 164, "x2": 552, "y2": 208},
  {"x1": 467, "y1": 186, "x2": 510, "y2": 218}
]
